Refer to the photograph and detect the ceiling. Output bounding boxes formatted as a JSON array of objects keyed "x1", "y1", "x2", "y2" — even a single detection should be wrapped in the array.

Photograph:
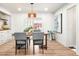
[{"x1": 0, "y1": 3, "x2": 67, "y2": 13}]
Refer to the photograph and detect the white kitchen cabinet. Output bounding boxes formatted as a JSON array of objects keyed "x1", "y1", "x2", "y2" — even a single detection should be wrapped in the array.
[{"x1": 0, "y1": 30, "x2": 12, "y2": 45}]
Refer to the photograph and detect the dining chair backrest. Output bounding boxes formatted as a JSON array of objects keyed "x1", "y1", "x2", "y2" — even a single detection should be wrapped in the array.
[
  {"x1": 14, "y1": 32, "x2": 26, "y2": 40},
  {"x1": 33, "y1": 29, "x2": 41, "y2": 32},
  {"x1": 32, "y1": 32, "x2": 44, "y2": 40}
]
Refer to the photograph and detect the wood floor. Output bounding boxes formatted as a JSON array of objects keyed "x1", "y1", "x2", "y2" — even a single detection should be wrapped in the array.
[{"x1": 0, "y1": 39, "x2": 76, "y2": 56}]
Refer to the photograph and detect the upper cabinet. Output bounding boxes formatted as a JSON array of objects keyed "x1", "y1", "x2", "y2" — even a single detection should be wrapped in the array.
[{"x1": 0, "y1": 7, "x2": 11, "y2": 31}]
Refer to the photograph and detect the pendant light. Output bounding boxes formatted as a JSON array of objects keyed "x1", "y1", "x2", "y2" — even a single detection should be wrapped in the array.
[{"x1": 28, "y1": 3, "x2": 36, "y2": 18}]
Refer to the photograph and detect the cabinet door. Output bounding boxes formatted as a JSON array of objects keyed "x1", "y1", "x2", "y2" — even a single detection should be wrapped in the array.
[
  {"x1": 0, "y1": 31, "x2": 8, "y2": 44},
  {"x1": 0, "y1": 32, "x2": 4, "y2": 44}
]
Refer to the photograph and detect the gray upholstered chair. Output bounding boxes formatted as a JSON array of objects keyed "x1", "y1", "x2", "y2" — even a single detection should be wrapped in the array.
[
  {"x1": 32, "y1": 32, "x2": 44, "y2": 54},
  {"x1": 14, "y1": 32, "x2": 28, "y2": 55},
  {"x1": 33, "y1": 29, "x2": 41, "y2": 32}
]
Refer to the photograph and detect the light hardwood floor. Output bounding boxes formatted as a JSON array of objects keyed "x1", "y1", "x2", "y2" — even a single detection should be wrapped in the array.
[{"x1": 0, "y1": 39, "x2": 76, "y2": 56}]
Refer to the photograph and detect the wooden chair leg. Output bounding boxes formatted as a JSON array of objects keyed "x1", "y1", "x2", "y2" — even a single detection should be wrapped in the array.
[
  {"x1": 15, "y1": 41, "x2": 17, "y2": 55},
  {"x1": 27, "y1": 42, "x2": 28, "y2": 49},
  {"x1": 33, "y1": 44, "x2": 35, "y2": 55},
  {"x1": 19, "y1": 49, "x2": 20, "y2": 54},
  {"x1": 15, "y1": 48, "x2": 17, "y2": 55},
  {"x1": 25, "y1": 44, "x2": 26, "y2": 55},
  {"x1": 42, "y1": 44, "x2": 44, "y2": 54},
  {"x1": 25, "y1": 48, "x2": 26, "y2": 55},
  {"x1": 15, "y1": 44, "x2": 17, "y2": 55},
  {"x1": 29, "y1": 39, "x2": 30, "y2": 46}
]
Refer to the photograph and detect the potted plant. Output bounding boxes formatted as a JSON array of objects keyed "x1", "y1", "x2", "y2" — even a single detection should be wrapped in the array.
[{"x1": 24, "y1": 26, "x2": 33, "y2": 36}]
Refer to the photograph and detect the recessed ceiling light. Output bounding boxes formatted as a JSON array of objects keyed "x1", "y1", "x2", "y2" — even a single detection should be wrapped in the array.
[
  {"x1": 44, "y1": 8, "x2": 48, "y2": 11},
  {"x1": 18, "y1": 8, "x2": 22, "y2": 11}
]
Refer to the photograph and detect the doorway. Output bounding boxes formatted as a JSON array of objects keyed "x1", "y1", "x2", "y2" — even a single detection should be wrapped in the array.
[{"x1": 67, "y1": 5, "x2": 76, "y2": 50}]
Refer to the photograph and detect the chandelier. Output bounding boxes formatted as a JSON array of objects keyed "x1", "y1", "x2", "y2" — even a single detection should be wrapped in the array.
[{"x1": 28, "y1": 3, "x2": 36, "y2": 18}]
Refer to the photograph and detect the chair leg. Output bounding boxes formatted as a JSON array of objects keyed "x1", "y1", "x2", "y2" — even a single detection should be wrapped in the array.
[
  {"x1": 27, "y1": 42, "x2": 28, "y2": 49},
  {"x1": 25, "y1": 48, "x2": 26, "y2": 55},
  {"x1": 29, "y1": 39, "x2": 30, "y2": 46},
  {"x1": 15, "y1": 44, "x2": 17, "y2": 55},
  {"x1": 15, "y1": 41, "x2": 17, "y2": 55},
  {"x1": 42, "y1": 44, "x2": 44, "y2": 54},
  {"x1": 15, "y1": 48, "x2": 17, "y2": 55},
  {"x1": 25, "y1": 44, "x2": 26, "y2": 55},
  {"x1": 19, "y1": 49, "x2": 20, "y2": 54},
  {"x1": 33, "y1": 44, "x2": 35, "y2": 55}
]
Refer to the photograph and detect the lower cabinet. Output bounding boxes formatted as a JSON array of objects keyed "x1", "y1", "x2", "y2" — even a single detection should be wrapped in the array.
[{"x1": 0, "y1": 30, "x2": 12, "y2": 45}]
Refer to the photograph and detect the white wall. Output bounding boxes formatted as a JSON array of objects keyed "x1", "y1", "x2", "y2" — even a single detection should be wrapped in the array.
[
  {"x1": 11, "y1": 13, "x2": 54, "y2": 33},
  {"x1": 53, "y1": 4, "x2": 76, "y2": 47},
  {"x1": 76, "y1": 4, "x2": 79, "y2": 55},
  {"x1": 53, "y1": 6, "x2": 67, "y2": 47}
]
